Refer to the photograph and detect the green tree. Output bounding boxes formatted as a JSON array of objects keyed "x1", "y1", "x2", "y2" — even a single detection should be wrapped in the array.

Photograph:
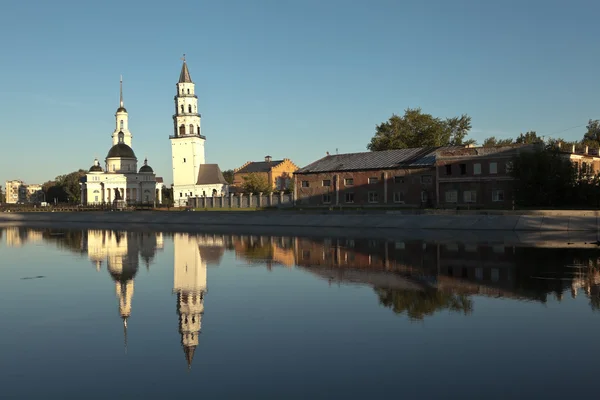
[
  {"x1": 515, "y1": 131, "x2": 542, "y2": 144},
  {"x1": 161, "y1": 185, "x2": 174, "y2": 206},
  {"x1": 242, "y1": 173, "x2": 272, "y2": 194},
  {"x1": 367, "y1": 108, "x2": 472, "y2": 151},
  {"x1": 42, "y1": 169, "x2": 87, "y2": 204},
  {"x1": 222, "y1": 169, "x2": 234, "y2": 185},
  {"x1": 582, "y1": 119, "x2": 600, "y2": 149},
  {"x1": 483, "y1": 136, "x2": 514, "y2": 147}
]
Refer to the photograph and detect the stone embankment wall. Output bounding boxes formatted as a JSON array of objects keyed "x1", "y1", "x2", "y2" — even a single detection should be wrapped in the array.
[{"x1": 0, "y1": 210, "x2": 599, "y2": 231}]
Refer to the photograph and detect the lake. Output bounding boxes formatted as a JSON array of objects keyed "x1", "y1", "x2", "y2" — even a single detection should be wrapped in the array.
[{"x1": 1, "y1": 226, "x2": 600, "y2": 399}]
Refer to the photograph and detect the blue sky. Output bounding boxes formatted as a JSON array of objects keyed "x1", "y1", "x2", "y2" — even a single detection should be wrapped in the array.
[{"x1": 1, "y1": 0, "x2": 599, "y2": 186}]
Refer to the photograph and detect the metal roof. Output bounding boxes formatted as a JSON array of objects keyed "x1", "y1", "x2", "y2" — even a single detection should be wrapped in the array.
[
  {"x1": 296, "y1": 147, "x2": 445, "y2": 174},
  {"x1": 197, "y1": 164, "x2": 228, "y2": 185},
  {"x1": 179, "y1": 61, "x2": 192, "y2": 83},
  {"x1": 236, "y1": 160, "x2": 285, "y2": 174}
]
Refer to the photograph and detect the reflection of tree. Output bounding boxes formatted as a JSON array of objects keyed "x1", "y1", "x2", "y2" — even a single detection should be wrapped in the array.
[
  {"x1": 375, "y1": 288, "x2": 473, "y2": 320},
  {"x1": 239, "y1": 243, "x2": 274, "y2": 264},
  {"x1": 40, "y1": 229, "x2": 86, "y2": 255}
]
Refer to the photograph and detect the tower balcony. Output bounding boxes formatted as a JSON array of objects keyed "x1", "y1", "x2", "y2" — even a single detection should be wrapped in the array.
[
  {"x1": 173, "y1": 94, "x2": 198, "y2": 100},
  {"x1": 170, "y1": 133, "x2": 206, "y2": 140},
  {"x1": 172, "y1": 113, "x2": 202, "y2": 118}
]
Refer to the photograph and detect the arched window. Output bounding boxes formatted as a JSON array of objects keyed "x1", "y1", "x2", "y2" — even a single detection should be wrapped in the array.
[
  {"x1": 180, "y1": 104, "x2": 184, "y2": 113},
  {"x1": 197, "y1": 126, "x2": 201, "y2": 135},
  {"x1": 120, "y1": 120, "x2": 123, "y2": 129},
  {"x1": 179, "y1": 125, "x2": 185, "y2": 136},
  {"x1": 187, "y1": 88, "x2": 190, "y2": 94},
  {"x1": 188, "y1": 105, "x2": 192, "y2": 113},
  {"x1": 189, "y1": 124, "x2": 194, "y2": 134}
]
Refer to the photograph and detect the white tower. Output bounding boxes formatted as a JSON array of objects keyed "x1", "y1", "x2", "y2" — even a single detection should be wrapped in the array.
[
  {"x1": 112, "y1": 76, "x2": 133, "y2": 147},
  {"x1": 170, "y1": 56, "x2": 206, "y2": 191}
]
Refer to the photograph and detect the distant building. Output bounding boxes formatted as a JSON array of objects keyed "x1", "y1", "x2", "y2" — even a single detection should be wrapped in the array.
[
  {"x1": 4, "y1": 180, "x2": 44, "y2": 204},
  {"x1": 233, "y1": 156, "x2": 298, "y2": 192},
  {"x1": 556, "y1": 142, "x2": 600, "y2": 177}
]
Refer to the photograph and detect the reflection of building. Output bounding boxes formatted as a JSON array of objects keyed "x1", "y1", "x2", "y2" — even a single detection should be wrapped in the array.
[
  {"x1": 4, "y1": 227, "x2": 43, "y2": 247},
  {"x1": 233, "y1": 235, "x2": 296, "y2": 269},
  {"x1": 173, "y1": 233, "x2": 224, "y2": 369}
]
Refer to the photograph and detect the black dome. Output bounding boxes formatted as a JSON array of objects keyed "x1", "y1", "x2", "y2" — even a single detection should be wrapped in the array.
[
  {"x1": 107, "y1": 143, "x2": 136, "y2": 159},
  {"x1": 89, "y1": 165, "x2": 103, "y2": 172},
  {"x1": 116, "y1": 107, "x2": 127, "y2": 113},
  {"x1": 139, "y1": 164, "x2": 153, "y2": 173}
]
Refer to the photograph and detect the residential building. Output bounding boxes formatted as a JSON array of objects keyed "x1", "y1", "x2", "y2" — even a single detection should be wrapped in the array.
[
  {"x1": 294, "y1": 148, "x2": 445, "y2": 207},
  {"x1": 5, "y1": 180, "x2": 44, "y2": 204},
  {"x1": 170, "y1": 57, "x2": 229, "y2": 206},
  {"x1": 557, "y1": 143, "x2": 600, "y2": 176},
  {"x1": 435, "y1": 144, "x2": 539, "y2": 208},
  {"x1": 80, "y1": 77, "x2": 163, "y2": 205},
  {"x1": 233, "y1": 156, "x2": 298, "y2": 191}
]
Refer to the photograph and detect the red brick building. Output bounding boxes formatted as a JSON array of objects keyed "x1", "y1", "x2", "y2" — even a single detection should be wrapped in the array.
[{"x1": 294, "y1": 148, "x2": 446, "y2": 207}]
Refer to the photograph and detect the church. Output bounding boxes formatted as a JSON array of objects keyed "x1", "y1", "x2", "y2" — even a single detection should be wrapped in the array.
[
  {"x1": 170, "y1": 57, "x2": 229, "y2": 207},
  {"x1": 80, "y1": 78, "x2": 163, "y2": 206}
]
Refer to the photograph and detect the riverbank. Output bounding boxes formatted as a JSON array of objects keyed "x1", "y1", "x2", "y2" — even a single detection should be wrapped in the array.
[{"x1": 0, "y1": 210, "x2": 599, "y2": 232}]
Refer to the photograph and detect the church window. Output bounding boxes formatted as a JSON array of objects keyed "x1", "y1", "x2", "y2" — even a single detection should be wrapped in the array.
[
  {"x1": 187, "y1": 88, "x2": 190, "y2": 94},
  {"x1": 197, "y1": 126, "x2": 201, "y2": 135},
  {"x1": 188, "y1": 105, "x2": 192, "y2": 113},
  {"x1": 180, "y1": 104, "x2": 184, "y2": 113},
  {"x1": 179, "y1": 125, "x2": 185, "y2": 136},
  {"x1": 120, "y1": 120, "x2": 123, "y2": 129}
]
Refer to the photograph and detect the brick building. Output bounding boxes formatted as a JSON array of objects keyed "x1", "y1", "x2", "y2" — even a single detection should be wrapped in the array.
[
  {"x1": 294, "y1": 148, "x2": 450, "y2": 207},
  {"x1": 435, "y1": 144, "x2": 539, "y2": 209},
  {"x1": 233, "y1": 156, "x2": 298, "y2": 192}
]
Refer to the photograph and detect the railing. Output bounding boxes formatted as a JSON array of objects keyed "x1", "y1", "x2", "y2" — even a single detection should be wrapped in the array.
[{"x1": 169, "y1": 133, "x2": 206, "y2": 140}]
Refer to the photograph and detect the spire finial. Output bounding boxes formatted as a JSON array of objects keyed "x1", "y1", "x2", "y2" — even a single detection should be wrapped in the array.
[
  {"x1": 119, "y1": 75, "x2": 124, "y2": 108},
  {"x1": 144, "y1": 157, "x2": 148, "y2": 166},
  {"x1": 181, "y1": 53, "x2": 186, "y2": 62}
]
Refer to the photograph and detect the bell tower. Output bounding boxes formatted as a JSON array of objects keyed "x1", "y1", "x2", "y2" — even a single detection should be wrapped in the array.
[
  {"x1": 170, "y1": 55, "x2": 206, "y2": 193},
  {"x1": 112, "y1": 76, "x2": 132, "y2": 147}
]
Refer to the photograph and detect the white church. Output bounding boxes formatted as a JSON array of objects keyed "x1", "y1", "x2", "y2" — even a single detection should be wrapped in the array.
[
  {"x1": 170, "y1": 57, "x2": 229, "y2": 207},
  {"x1": 81, "y1": 78, "x2": 163, "y2": 206}
]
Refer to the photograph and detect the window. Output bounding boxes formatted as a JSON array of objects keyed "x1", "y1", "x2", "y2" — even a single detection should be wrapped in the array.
[
  {"x1": 394, "y1": 176, "x2": 404, "y2": 184},
  {"x1": 344, "y1": 178, "x2": 354, "y2": 186},
  {"x1": 301, "y1": 181, "x2": 309, "y2": 188},
  {"x1": 180, "y1": 193, "x2": 182, "y2": 197},
  {"x1": 120, "y1": 120, "x2": 124, "y2": 129},
  {"x1": 460, "y1": 163, "x2": 467, "y2": 175},
  {"x1": 393, "y1": 192, "x2": 404, "y2": 203},
  {"x1": 445, "y1": 165, "x2": 452, "y2": 175},
  {"x1": 183, "y1": 158, "x2": 186, "y2": 163},
  {"x1": 369, "y1": 177, "x2": 378, "y2": 184},
  {"x1": 180, "y1": 105, "x2": 184, "y2": 113},
  {"x1": 489, "y1": 162, "x2": 498, "y2": 174},
  {"x1": 94, "y1": 196, "x2": 98, "y2": 202},
  {"x1": 463, "y1": 190, "x2": 477, "y2": 203},
  {"x1": 505, "y1": 161, "x2": 513, "y2": 173},
  {"x1": 368, "y1": 191, "x2": 378, "y2": 203},
  {"x1": 345, "y1": 192, "x2": 355, "y2": 203},
  {"x1": 421, "y1": 175, "x2": 432, "y2": 184},
  {"x1": 445, "y1": 190, "x2": 457, "y2": 203},
  {"x1": 302, "y1": 250, "x2": 311, "y2": 260},
  {"x1": 421, "y1": 191, "x2": 428, "y2": 203},
  {"x1": 188, "y1": 105, "x2": 192, "y2": 113},
  {"x1": 179, "y1": 125, "x2": 185, "y2": 136},
  {"x1": 112, "y1": 164, "x2": 115, "y2": 171},
  {"x1": 322, "y1": 193, "x2": 331, "y2": 204},
  {"x1": 475, "y1": 268, "x2": 483, "y2": 281},
  {"x1": 474, "y1": 163, "x2": 481, "y2": 175},
  {"x1": 189, "y1": 124, "x2": 194, "y2": 134},
  {"x1": 187, "y1": 88, "x2": 190, "y2": 94},
  {"x1": 492, "y1": 190, "x2": 505, "y2": 202},
  {"x1": 322, "y1": 179, "x2": 331, "y2": 187},
  {"x1": 491, "y1": 268, "x2": 500, "y2": 282}
]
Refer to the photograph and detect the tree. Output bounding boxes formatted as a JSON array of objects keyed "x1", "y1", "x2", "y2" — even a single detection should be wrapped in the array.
[
  {"x1": 482, "y1": 136, "x2": 514, "y2": 147},
  {"x1": 42, "y1": 169, "x2": 87, "y2": 204},
  {"x1": 161, "y1": 185, "x2": 174, "y2": 207},
  {"x1": 222, "y1": 169, "x2": 234, "y2": 185},
  {"x1": 515, "y1": 131, "x2": 542, "y2": 144},
  {"x1": 242, "y1": 173, "x2": 272, "y2": 194},
  {"x1": 367, "y1": 108, "x2": 472, "y2": 151},
  {"x1": 375, "y1": 287, "x2": 472, "y2": 320},
  {"x1": 582, "y1": 119, "x2": 600, "y2": 149}
]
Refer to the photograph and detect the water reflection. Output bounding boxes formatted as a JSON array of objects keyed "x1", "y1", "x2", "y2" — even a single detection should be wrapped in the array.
[{"x1": 4, "y1": 226, "x2": 600, "y2": 336}]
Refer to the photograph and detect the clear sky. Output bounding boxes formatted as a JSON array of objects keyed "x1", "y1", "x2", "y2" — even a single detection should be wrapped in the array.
[{"x1": 1, "y1": 0, "x2": 599, "y2": 186}]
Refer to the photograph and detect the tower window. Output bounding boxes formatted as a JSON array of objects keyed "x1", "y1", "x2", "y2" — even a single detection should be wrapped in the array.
[
  {"x1": 189, "y1": 124, "x2": 194, "y2": 134},
  {"x1": 180, "y1": 104, "x2": 184, "y2": 113},
  {"x1": 179, "y1": 125, "x2": 185, "y2": 136},
  {"x1": 120, "y1": 120, "x2": 123, "y2": 129},
  {"x1": 188, "y1": 105, "x2": 192, "y2": 113},
  {"x1": 197, "y1": 126, "x2": 201, "y2": 135},
  {"x1": 183, "y1": 158, "x2": 186, "y2": 163},
  {"x1": 187, "y1": 88, "x2": 190, "y2": 94}
]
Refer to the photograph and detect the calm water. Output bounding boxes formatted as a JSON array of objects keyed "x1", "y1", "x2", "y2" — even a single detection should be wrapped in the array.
[{"x1": 1, "y1": 227, "x2": 600, "y2": 399}]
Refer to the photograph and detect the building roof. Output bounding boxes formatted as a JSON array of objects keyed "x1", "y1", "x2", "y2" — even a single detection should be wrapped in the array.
[
  {"x1": 89, "y1": 164, "x2": 103, "y2": 172},
  {"x1": 296, "y1": 147, "x2": 444, "y2": 174},
  {"x1": 139, "y1": 158, "x2": 153, "y2": 173},
  {"x1": 235, "y1": 160, "x2": 285, "y2": 174},
  {"x1": 107, "y1": 143, "x2": 136, "y2": 159},
  {"x1": 179, "y1": 61, "x2": 192, "y2": 83},
  {"x1": 436, "y1": 144, "x2": 536, "y2": 159},
  {"x1": 197, "y1": 164, "x2": 228, "y2": 185},
  {"x1": 155, "y1": 177, "x2": 164, "y2": 183}
]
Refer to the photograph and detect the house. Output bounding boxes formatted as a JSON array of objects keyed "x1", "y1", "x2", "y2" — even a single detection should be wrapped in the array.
[
  {"x1": 435, "y1": 144, "x2": 538, "y2": 209},
  {"x1": 556, "y1": 143, "x2": 600, "y2": 176},
  {"x1": 233, "y1": 156, "x2": 299, "y2": 191},
  {"x1": 294, "y1": 148, "x2": 448, "y2": 207}
]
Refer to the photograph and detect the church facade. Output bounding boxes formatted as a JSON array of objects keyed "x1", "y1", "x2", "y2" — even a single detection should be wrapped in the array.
[
  {"x1": 170, "y1": 58, "x2": 229, "y2": 207},
  {"x1": 80, "y1": 78, "x2": 163, "y2": 206}
]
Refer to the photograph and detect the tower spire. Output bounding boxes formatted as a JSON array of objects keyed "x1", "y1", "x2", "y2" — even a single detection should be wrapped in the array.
[
  {"x1": 119, "y1": 75, "x2": 124, "y2": 108},
  {"x1": 179, "y1": 55, "x2": 192, "y2": 83}
]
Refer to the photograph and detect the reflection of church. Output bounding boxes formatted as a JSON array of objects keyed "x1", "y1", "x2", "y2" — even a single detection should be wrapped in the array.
[{"x1": 173, "y1": 233, "x2": 224, "y2": 369}]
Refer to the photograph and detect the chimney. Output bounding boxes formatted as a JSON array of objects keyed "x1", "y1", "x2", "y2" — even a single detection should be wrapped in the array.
[{"x1": 265, "y1": 155, "x2": 272, "y2": 163}]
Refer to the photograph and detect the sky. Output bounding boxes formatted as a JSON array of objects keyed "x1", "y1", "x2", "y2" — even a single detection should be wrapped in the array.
[{"x1": 1, "y1": 0, "x2": 600, "y2": 186}]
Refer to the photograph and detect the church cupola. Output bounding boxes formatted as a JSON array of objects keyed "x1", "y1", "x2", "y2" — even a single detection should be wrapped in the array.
[
  {"x1": 139, "y1": 158, "x2": 154, "y2": 173},
  {"x1": 89, "y1": 158, "x2": 103, "y2": 172}
]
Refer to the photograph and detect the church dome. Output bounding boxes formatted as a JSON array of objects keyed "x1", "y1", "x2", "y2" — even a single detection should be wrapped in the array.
[
  {"x1": 107, "y1": 143, "x2": 136, "y2": 159},
  {"x1": 89, "y1": 164, "x2": 103, "y2": 172},
  {"x1": 116, "y1": 106, "x2": 127, "y2": 113},
  {"x1": 139, "y1": 158, "x2": 153, "y2": 173}
]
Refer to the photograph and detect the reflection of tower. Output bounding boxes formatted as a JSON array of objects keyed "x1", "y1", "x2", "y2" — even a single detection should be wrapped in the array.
[{"x1": 173, "y1": 233, "x2": 208, "y2": 370}]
